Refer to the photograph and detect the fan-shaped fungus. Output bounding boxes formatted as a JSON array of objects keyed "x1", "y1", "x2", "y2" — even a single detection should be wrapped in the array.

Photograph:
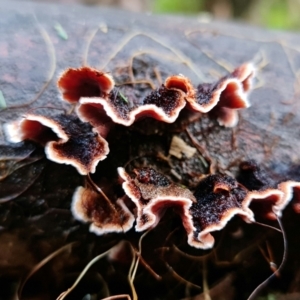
[{"x1": 4, "y1": 114, "x2": 109, "y2": 175}]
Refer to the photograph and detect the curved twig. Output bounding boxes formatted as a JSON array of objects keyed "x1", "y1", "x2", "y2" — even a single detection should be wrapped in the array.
[{"x1": 247, "y1": 216, "x2": 287, "y2": 300}]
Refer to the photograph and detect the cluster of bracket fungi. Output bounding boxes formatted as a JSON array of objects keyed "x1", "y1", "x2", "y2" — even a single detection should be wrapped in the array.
[{"x1": 4, "y1": 63, "x2": 300, "y2": 249}]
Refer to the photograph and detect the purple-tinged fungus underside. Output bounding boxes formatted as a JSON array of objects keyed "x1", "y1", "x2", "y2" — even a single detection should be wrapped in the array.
[
  {"x1": 118, "y1": 167, "x2": 196, "y2": 233},
  {"x1": 4, "y1": 114, "x2": 109, "y2": 175},
  {"x1": 71, "y1": 186, "x2": 134, "y2": 234},
  {"x1": 57, "y1": 67, "x2": 115, "y2": 104}
]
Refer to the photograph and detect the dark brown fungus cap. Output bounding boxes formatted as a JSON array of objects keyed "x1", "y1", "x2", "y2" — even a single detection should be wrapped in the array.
[
  {"x1": 188, "y1": 63, "x2": 255, "y2": 127},
  {"x1": 118, "y1": 167, "x2": 196, "y2": 232},
  {"x1": 71, "y1": 186, "x2": 134, "y2": 234},
  {"x1": 58, "y1": 67, "x2": 115, "y2": 104},
  {"x1": 4, "y1": 114, "x2": 109, "y2": 175},
  {"x1": 189, "y1": 174, "x2": 253, "y2": 249},
  {"x1": 237, "y1": 160, "x2": 300, "y2": 219},
  {"x1": 78, "y1": 75, "x2": 190, "y2": 126}
]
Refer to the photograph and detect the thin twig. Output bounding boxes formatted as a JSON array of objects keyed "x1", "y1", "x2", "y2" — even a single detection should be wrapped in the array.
[
  {"x1": 19, "y1": 242, "x2": 77, "y2": 298},
  {"x1": 99, "y1": 32, "x2": 204, "y2": 81},
  {"x1": 101, "y1": 295, "x2": 131, "y2": 300},
  {"x1": 165, "y1": 262, "x2": 202, "y2": 290},
  {"x1": 5, "y1": 15, "x2": 56, "y2": 109},
  {"x1": 87, "y1": 174, "x2": 118, "y2": 214},
  {"x1": 116, "y1": 80, "x2": 156, "y2": 89},
  {"x1": 202, "y1": 258, "x2": 211, "y2": 300},
  {"x1": 247, "y1": 216, "x2": 287, "y2": 300},
  {"x1": 128, "y1": 231, "x2": 151, "y2": 300},
  {"x1": 57, "y1": 246, "x2": 115, "y2": 300},
  {"x1": 185, "y1": 128, "x2": 215, "y2": 173},
  {"x1": 83, "y1": 27, "x2": 99, "y2": 66},
  {"x1": 253, "y1": 221, "x2": 282, "y2": 233}
]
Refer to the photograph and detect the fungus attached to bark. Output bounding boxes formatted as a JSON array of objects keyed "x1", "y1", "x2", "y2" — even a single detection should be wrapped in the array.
[
  {"x1": 118, "y1": 167, "x2": 196, "y2": 232},
  {"x1": 58, "y1": 65, "x2": 254, "y2": 129},
  {"x1": 275, "y1": 180, "x2": 300, "y2": 216},
  {"x1": 189, "y1": 174, "x2": 253, "y2": 249},
  {"x1": 238, "y1": 160, "x2": 300, "y2": 219},
  {"x1": 188, "y1": 63, "x2": 255, "y2": 127},
  {"x1": 58, "y1": 67, "x2": 115, "y2": 104},
  {"x1": 71, "y1": 186, "x2": 134, "y2": 235},
  {"x1": 77, "y1": 75, "x2": 190, "y2": 127},
  {"x1": 4, "y1": 114, "x2": 109, "y2": 175},
  {"x1": 118, "y1": 167, "x2": 256, "y2": 249}
]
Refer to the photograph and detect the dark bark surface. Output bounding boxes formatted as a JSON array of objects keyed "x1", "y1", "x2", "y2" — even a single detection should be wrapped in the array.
[{"x1": 1, "y1": 1, "x2": 300, "y2": 299}]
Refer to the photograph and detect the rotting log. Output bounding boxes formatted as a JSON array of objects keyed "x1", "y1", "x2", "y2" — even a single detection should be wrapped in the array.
[{"x1": 1, "y1": 1, "x2": 300, "y2": 299}]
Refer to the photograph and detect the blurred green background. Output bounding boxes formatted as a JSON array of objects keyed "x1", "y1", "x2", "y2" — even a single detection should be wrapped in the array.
[
  {"x1": 27, "y1": 0, "x2": 300, "y2": 30},
  {"x1": 153, "y1": 0, "x2": 300, "y2": 30}
]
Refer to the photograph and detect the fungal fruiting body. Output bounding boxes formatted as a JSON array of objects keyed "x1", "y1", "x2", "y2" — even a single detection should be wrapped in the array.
[
  {"x1": 238, "y1": 160, "x2": 300, "y2": 220},
  {"x1": 59, "y1": 63, "x2": 254, "y2": 130},
  {"x1": 4, "y1": 113, "x2": 109, "y2": 175},
  {"x1": 57, "y1": 66, "x2": 115, "y2": 103},
  {"x1": 118, "y1": 165, "x2": 300, "y2": 249},
  {"x1": 5, "y1": 63, "x2": 300, "y2": 249},
  {"x1": 71, "y1": 186, "x2": 134, "y2": 234},
  {"x1": 188, "y1": 174, "x2": 253, "y2": 249},
  {"x1": 5, "y1": 63, "x2": 254, "y2": 174},
  {"x1": 118, "y1": 167, "x2": 254, "y2": 249},
  {"x1": 118, "y1": 167, "x2": 195, "y2": 232}
]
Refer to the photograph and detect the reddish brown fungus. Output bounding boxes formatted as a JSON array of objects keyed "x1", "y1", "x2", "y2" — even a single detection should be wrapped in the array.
[
  {"x1": 4, "y1": 114, "x2": 109, "y2": 175},
  {"x1": 238, "y1": 160, "x2": 300, "y2": 219},
  {"x1": 164, "y1": 74, "x2": 195, "y2": 99},
  {"x1": 189, "y1": 174, "x2": 253, "y2": 249},
  {"x1": 59, "y1": 64, "x2": 255, "y2": 129},
  {"x1": 58, "y1": 66, "x2": 115, "y2": 104},
  {"x1": 118, "y1": 167, "x2": 196, "y2": 232},
  {"x1": 119, "y1": 167, "x2": 255, "y2": 249},
  {"x1": 71, "y1": 186, "x2": 134, "y2": 234},
  {"x1": 78, "y1": 79, "x2": 188, "y2": 127},
  {"x1": 186, "y1": 63, "x2": 255, "y2": 127}
]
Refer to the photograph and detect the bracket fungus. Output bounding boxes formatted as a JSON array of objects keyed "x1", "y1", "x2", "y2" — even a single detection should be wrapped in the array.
[
  {"x1": 57, "y1": 67, "x2": 115, "y2": 104},
  {"x1": 118, "y1": 167, "x2": 195, "y2": 232},
  {"x1": 4, "y1": 7, "x2": 300, "y2": 300},
  {"x1": 4, "y1": 61, "x2": 300, "y2": 252},
  {"x1": 117, "y1": 163, "x2": 300, "y2": 249},
  {"x1": 238, "y1": 160, "x2": 300, "y2": 220},
  {"x1": 119, "y1": 167, "x2": 254, "y2": 249},
  {"x1": 4, "y1": 113, "x2": 109, "y2": 175},
  {"x1": 190, "y1": 63, "x2": 255, "y2": 127},
  {"x1": 71, "y1": 185, "x2": 135, "y2": 235},
  {"x1": 77, "y1": 77, "x2": 189, "y2": 126},
  {"x1": 189, "y1": 174, "x2": 253, "y2": 249},
  {"x1": 57, "y1": 63, "x2": 255, "y2": 129}
]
